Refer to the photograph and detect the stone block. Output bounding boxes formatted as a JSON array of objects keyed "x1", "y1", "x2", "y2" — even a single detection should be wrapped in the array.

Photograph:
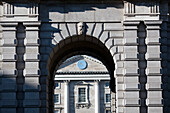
[
  {"x1": 24, "y1": 54, "x2": 40, "y2": 60},
  {"x1": 1, "y1": 93, "x2": 16, "y2": 99},
  {"x1": 147, "y1": 46, "x2": 160, "y2": 53},
  {"x1": 86, "y1": 23, "x2": 95, "y2": 36},
  {"x1": 25, "y1": 62, "x2": 39, "y2": 69},
  {"x1": 25, "y1": 47, "x2": 38, "y2": 54},
  {"x1": 2, "y1": 54, "x2": 16, "y2": 60},
  {"x1": 105, "y1": 39, "x2": 113, "y2": 49},
  {"x1": 1, "y1": 69, "x2": 17, "y2": 75},
  {"x1": 116, "y1": 61, "x2": 124, "y2": 68},
  {"x1": 1, "y1": 100, "x2": 17, "y2": 107},
  {"x1": 147, "y1": 30, "x2": 160, "y2": 38},
  {"x1": 124, "y1": 46, "x2": 137, "y2": 53},
  {"x1": 25, "y1": 77, "x2": 39, "y2": 83},
  {"x1": 124, "y1": 77, "x2": 138, "y2": 83},
  {"x1": 124, "y1": 30, "x2": 137, "y2": 38},
  {"x1": 148, "y1": 107, "x2": 163, "y2": 113},
  {"x1": 3, "y1": 31, "x2": 16, "y2": 39},
  {"x1": 117, "y1": 99, "x2": 124, "y2": 106},
  {"x1": 3, "y1": 38, "x2": 16, "y2": 45},
  {"x1": 147, "y1": 76, "x2": 161, "y2": 83},
  {"x1": 124, "y1": 68, "x2": 138, "y2": 75},
  {"x1": 146, "y1": 37, "x2": 160, "y2": 45},
  {"x1": 67, "y1": 23, "x2": 77, "y2": 36},
  {"x1": 110, "y1": 31, "x2": 123, "y2": 38},
  {"x1": 124, "y1": 107, "x2": 139, "y2": 113},
  {"x1": 124, "y1": 99, "x2": 140, "y2": 106},
  {"x1": 104, "y1": 23, "x2": 123, "y2": 31},
  {"x1": 1, "y1": 83, "x2": 17, "y2": 91},
  {"x1": 124, "y1": 37, "x2": 138, "y2": 45},
  {"x1": 3, "y1": 47, "x2": 15, "y2": 53},
  {"x1": 114, "y1": 38, "x2": 123, "y2": 45},
  {"x1": 24, "y1": 100, "x2": 41, "y2": 107},
  {"x1": 124, "y1": 83, "x2": 140, "y2": 90},
  {"x1": 116, "y1": 77, "x2": 124, "y2": 83},
  {"x1": 24, "y1": 68, "x2": 39, "y2": 75},
  {"x1": 110, "y1": 46, "x2": 117, "y2": 55},
  {"x1": 115, "y1": 68, "x2": 124, "y2": 75},
  {"x1": 26, "y1": 31, "x2": 39, "y2": 39},
  {"x1": 145, "y1": 53, "x2": 160, "y2": 60},
  {"x1": 24, "y1": 84, "x2": 41, "y2": 91},
  {"x1": 2, "y1": 62, "x2": 15, "y2": 69},
  {"x1": 146, "y1": 67, "x2": 162, "y2": 75},
  {"x1": 146, "y1": 99, "x2": 163, "y2": 106},
  {"x1": 146, "y1": 83, "x2": 162, "y2": 90},
  {"x1": 24, "y1": 108, "x2": 39, "y2": 113},
  {"x1": 25, "y1": 92, "x2": 39, "y2": 99},
  {"x1": 1, "y1": 108, "x2": 16, "y2": 113},
  {"x1": 25, "y1": 38, "x2": 39, "y2": 45},
  {"x1": 117, "y1": 84, "x2": 124, "y2": 90},
  {"x1": 122, "y1": 53, "x2": 138, "y2": 60},
  {"x1": 124, "y1": 61, "x2": 138, "y2": 68},
  {"x1": 99, "y1": 31, "x2": 109, "y2": 44},
  {"x1": 148, "y1": 91, "x2": 162, "y2": 98},
  {"x1": 59, "y1": 23, "x2": 69, "y2": 38},
  {"x1": 93, "y1": 23, "x2": 103, "y2": 38},
  {"x1": 147, "y1": 61, "x2": 161, "y2": 67},
  {"x1": 124, "y1": 91, "x2": 139, "y2": 98}
]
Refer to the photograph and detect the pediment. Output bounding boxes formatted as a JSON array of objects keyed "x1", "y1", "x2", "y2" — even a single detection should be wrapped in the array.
[{"x1": 56, "y1": 55, "x2": 108, "y2": 73}]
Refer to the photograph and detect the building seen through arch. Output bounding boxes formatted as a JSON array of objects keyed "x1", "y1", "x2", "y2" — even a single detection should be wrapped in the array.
[
  {"x1": 54, "y1": 55, "x2": 114, "y2": 113},
  {"x1": 0, "y1": 0, "x2": 170, "y2": 113}
]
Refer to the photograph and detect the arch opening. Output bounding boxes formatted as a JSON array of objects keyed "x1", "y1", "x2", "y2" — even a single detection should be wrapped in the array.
[{"x1": 47, "y1": 35, "x2": 116, "y2": 113}]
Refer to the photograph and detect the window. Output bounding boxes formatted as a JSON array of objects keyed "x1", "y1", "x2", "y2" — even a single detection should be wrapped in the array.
[
  {"x1": 78, "y1": 88, "x2": 87, "y2": 103},
  {"x1": 106, "y1": 110, "x2": 111, "y2": 113},
  {"x1": 105, "y1": 94, "x2": 111, "y2": 103},
  {"x1": 54, "y1": 109, "x2": 60, "y2": 113},
  {"x1": 54, "y1": 94, "x2": 60, "y2": 104},
  {"x1": 105, "y1": 82, "x2": 110, "y2": 88},
  {"x1": 55, "y1": 82, "x2": 60, "y2": 89}
]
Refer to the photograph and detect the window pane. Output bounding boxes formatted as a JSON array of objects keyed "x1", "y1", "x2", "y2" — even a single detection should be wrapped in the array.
[
  {"x1": 105, "y1": 82, "x2": 110, "y2": 88},
  {"x1": 55, "y1": 82, "x2": 59, "y2": 88},
  {"x1": 78, "y1": 88, "x2": 86, "y2": 102},
  {"x1": 54, "y1": 110, "x2": 59, "y2": 113},
  {"x1": 106, "y1": 110, "x2": 111, "y2": 113},
  {"x1": 54, "y1": 94, "x2": 59, "y2": 103},
  {"x1": 106, "y1": 94, "x2": 111, "y2": 103}
]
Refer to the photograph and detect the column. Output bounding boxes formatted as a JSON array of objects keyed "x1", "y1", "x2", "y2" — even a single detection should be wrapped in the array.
[
  {"x1": 64, "y1": 81, "x2": 69, "y2": 113},
  {"x1": 95, "y1": 80, "x2": 100, "y2": 113}
]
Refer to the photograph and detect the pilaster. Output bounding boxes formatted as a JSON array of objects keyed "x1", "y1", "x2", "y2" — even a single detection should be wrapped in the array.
[
  {"x1": 123, "y1": 21, "x2": 140, "y2": 113},
  {"x1": 23, "y1": 22, "x2": 41, "y2": 113},
  {"x1": 145, "y1": 20, "x2": 163, "y2": 113},
  {"x1": 0, "y1": 22, "x2": 18, "y2": 113},
  {"x1": 64, "y1": 81, "x2": 69, "y2": 113}
]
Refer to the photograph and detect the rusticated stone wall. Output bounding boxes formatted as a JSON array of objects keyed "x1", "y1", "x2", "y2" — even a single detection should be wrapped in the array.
[{"x1": 0, "y1": 0, "x2": 169, "y2": 113}]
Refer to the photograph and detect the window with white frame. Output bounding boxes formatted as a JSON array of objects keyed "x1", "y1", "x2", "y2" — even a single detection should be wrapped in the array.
[
  {"x1": 78, "y1": 87, "x2": 87, "y2": 103},
  {"x1": 105, "y1": 94, "x2": 111, "y2": 103},
  {"x1": 54, "y1": 94, "x2": 60, "y2": 104},
  {"x1": 55, "y1": 82, "x2": 60, "y2": 89},
  {"x1": 105, "y1": 109, "x2": 111, "y2": 113},
  {"x1": 54, "y1": 109, "x2": 60, "y2": 113}
]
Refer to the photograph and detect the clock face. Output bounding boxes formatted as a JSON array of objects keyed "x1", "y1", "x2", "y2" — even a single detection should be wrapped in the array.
[{"x1": 77, "y1": 60, "x2": 87, "y2": 70}]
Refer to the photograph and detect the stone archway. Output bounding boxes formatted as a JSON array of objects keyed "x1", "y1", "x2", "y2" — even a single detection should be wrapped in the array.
[{"x1": 47, "y1": 35, "x2": 116, "y2": 113}]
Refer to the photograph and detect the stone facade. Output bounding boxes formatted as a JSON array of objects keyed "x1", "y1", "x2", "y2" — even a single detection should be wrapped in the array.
[{"x1": 0, "y1": 0, "x2": 169, "y2": 113}]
